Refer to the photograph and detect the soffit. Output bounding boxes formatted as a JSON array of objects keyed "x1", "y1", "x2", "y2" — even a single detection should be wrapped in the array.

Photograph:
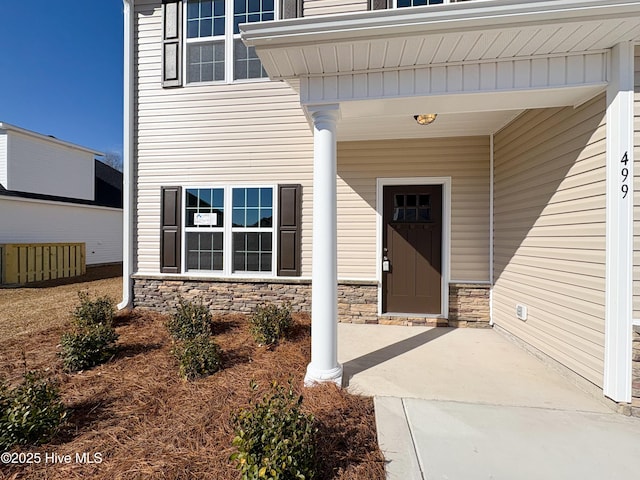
[
  {"x1": 335, "y1": 83, "x2": 606, "y2": 140},
  {"x1": 337, "y1": 110, "x2": 523, "y2": 141},
  {"x1": 242, "y1": 0, "x2": 640, "y2": 79}
]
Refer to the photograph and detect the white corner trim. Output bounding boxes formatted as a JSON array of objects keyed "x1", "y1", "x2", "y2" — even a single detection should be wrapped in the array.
[
  {"x1": 489, "y1": 134, "x2": 494, "y2": 285},
  {"x1": 603, "y1": 41, "x2": 634, "y2": 403},
  {"x1": 489, "y1": 133, "x2": 495, "y2": 326},
  {"x1": 119, "y1": 0, "x2": 134, "y2": 311},
  {"x1": 376, "y1": 177, "x2": 452, "y2": 318}
]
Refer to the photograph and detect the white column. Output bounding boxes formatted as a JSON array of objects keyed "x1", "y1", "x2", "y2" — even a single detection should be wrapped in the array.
[
  {"x1": 305, "y1": 104, "x2": 343, "y2": 387},
  {"x1": 604, "y1": 42, "x2": 634, "y2": 402}
]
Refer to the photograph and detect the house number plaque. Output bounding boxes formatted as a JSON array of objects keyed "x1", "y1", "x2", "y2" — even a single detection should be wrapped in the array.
[{"x1": 621, "y1": 151, "x2": 629, "y2": 199}]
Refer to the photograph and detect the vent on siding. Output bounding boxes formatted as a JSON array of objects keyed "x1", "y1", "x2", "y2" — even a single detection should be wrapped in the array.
[{"x1": 516, "y1": 304, "x2": 528, "y2": 321}]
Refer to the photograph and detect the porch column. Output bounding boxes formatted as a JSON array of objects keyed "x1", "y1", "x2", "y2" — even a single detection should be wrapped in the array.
[
  {"x1": 305, "y1": 104, "x2": 343, "y2": 387},
  {"x1": 604, "y1": 41, "x2": 634, "y2": 402}
]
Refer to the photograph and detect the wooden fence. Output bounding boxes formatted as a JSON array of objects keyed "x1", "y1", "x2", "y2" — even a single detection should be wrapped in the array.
[{"x1": 0, "y1": 243, "x2": 86, "y2": 285}]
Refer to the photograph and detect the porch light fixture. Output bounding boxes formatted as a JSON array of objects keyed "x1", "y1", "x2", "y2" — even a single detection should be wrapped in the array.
[{"x1": 414, "y1": 114, "x2": 437, "y2": 125}]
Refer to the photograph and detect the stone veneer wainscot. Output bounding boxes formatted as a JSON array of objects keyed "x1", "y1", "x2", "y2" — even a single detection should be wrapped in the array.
[{"x1": 132, "y1": 276, "x2": 490, "y2": 327}]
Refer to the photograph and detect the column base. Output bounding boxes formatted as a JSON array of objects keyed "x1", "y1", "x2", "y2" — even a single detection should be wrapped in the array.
[{"x1": 304, "y1": 363, "x2": 343, "y2": 388}]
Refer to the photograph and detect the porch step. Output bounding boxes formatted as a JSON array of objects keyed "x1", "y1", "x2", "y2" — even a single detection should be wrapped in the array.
[{"x1": 377, "y1": 316, "x2": 448, "y2": 327}]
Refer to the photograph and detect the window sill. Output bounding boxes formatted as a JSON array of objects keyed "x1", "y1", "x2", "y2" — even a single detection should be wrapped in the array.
[
  {"x1": 184, "y1": 77, "x2": 271, "y2": 87},
  {"x1": 132, "y1": 272, "x2": 312, "y2": 284}
]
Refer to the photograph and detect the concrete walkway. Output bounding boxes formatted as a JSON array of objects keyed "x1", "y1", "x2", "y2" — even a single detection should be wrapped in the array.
[{"x1": 338, "y1": 324, "x2": 640, "y2": 480}]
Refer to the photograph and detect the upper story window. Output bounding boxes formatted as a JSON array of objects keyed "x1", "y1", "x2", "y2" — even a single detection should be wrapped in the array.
[
  {"x1": 185, "y1": 0, "x2": 274, "y2": 84},
  {"x1": 396, "y1": 0, "x2": 444, "y2": 6}
]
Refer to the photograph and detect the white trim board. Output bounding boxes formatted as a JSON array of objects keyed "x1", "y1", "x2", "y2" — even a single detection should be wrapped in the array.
[
  {"x1": 376, "y1": 177, "x2": 452, "y2": 318},
  {"x1": 603, "y1": 41, "x2": 634, "y2": 403}
]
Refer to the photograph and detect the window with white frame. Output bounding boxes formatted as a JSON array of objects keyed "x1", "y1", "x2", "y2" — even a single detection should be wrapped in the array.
[
  {"x1": 185, "y1": 0, "x2": 274, "y2": 83},
  {"x1": 184, "y1": 186, "x2": 274, "y2": 274},
  {"x1": 232, "y1": 187, "x2": 273, "y2": 272},
  {"x1": 185, "y1": 188, "x2": 225, "y2": 271}
]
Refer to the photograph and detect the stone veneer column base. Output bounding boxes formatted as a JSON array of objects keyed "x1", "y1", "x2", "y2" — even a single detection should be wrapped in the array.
[
  {"x1": 632, "y1": 326, "x2": 640, "y2": 417},
  {"x1": 448, "y1": 283, "x2": 491, "y2": 328},
  {"x1": 132, "y1": 276, "x2": 491, "y2": 327}
]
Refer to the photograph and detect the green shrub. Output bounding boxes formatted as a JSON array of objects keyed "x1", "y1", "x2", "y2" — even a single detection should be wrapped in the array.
[
  {"x1": 60, "y1": 292, "x2": 118, "y2": 372},
  {"x1": 231, "y1": 382, "x2": 316, "y2": 480},
  {"x1": 60, "y1": 323, "x2": 118, "y2": 372},
  {"x1": 249, "y1": 303, "x2": 293, "y2": 346},
  {"x1": 0, "y1": 372, "x2": 67, "y2": 450},
  {"x1": 166, "y1": 298, "x2": 212, "y2": 341},
  {"x1": 172, "y1": 335, "x2": 222, "y2": 380},
  {"x1": 73, "y1": 291, "x2": 115, "y2": 328}
]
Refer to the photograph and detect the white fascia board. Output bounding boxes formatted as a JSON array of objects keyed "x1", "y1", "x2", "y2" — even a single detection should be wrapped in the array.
[
  {"x1": 242, "y1": 0, "x2": 640, "y2": 48},
  {"x1": 0, "y1": 122, "x2": 104, "y2": 157}
]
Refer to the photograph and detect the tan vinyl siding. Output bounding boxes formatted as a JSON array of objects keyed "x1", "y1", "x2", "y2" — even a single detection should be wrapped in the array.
[
  {"x1": 493, "y1": 94, "x2": 607, "y2": 388},
  {"x1": 303, "y1": 0, "x2": 368, "y2": 17},
  {"x1": 337, "y1": 137, "x2": 490, "y2": 281},
  {"x1": 634, "y1": 46, "x2": 640, "y2": 319},
  {"x1": 134, "y1": 0, "x2": 313, "y2": 275}
]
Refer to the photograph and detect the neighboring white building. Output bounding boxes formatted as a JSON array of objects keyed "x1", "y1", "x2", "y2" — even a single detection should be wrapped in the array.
[{"x1": 0, "y1": 122, "x2": 123, "y2": 266}]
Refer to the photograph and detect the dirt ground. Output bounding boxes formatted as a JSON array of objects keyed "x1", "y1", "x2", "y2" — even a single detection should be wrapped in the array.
[
  {"x1": 0, "y1": 265, "x2": 122, "y2": 342},
  {"x1": 0, "y1": 273, "x2": 385, "y2": 480}
]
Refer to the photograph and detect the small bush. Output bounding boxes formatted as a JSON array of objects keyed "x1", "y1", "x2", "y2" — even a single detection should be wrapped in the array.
[
  {"x1": 60, "y1": 292, "x2": 119, "y2": 372},
  {"x1": 0, "y1": 372, "x2": 67, "y2": 450},
  {"x1": 172, "y1": 335, "x2": 223, "y2": 380},
  {"x1": 231, "y1": 381, "x2": 316, "y2": 480},
  {"x1": 73, "y1": 291, "x2": 115, "y2": 328},
  {"x1": 166, "y1": 298, "x2": 212, "y2": 341},
  {"x1": 249, "y1": 303, "x2": 293, "y2": 346},
  {"x1": 60, "y1": 324, "x2": 119, "y2": 372}
]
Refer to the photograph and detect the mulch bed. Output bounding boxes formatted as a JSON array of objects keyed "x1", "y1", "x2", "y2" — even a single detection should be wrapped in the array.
[{"x1": 0, "y1": 310, "x2": 385, "y2": 480}]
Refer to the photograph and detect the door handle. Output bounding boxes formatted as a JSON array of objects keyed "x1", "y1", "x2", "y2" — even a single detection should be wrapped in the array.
[{"x1": 382, "y1": 247, "x2": 390, "y2": 272}]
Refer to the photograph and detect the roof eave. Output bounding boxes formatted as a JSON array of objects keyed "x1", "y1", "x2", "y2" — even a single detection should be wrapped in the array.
[
  {"x1": 241, "y1": 0, "x2": 640, "y2": 48},
  {"x1": 0, "y1": 122, "x2": 104, "y2": 156}
]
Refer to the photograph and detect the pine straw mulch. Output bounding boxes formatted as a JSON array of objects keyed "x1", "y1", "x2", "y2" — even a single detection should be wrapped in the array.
[{"x1": 0, "y1": 309, "x2": 386, "y2": 480}]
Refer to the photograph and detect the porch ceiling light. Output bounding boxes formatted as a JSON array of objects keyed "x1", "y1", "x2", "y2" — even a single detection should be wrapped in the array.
[{"x1": 414, "y1": 114, "x2": 437, "y2": 125}]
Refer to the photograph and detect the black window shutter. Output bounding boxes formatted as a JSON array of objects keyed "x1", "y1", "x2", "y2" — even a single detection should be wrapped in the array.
[
  {"x1": 369, "y1": 0, "x2": 390, "y2": 10},
  {"x1": 160, "y1": 186, "x2": 182, "y2": 273},
  {"x1": 162, "y1": 0, "x2": 182, "y2": 87},
  {"x1": 277, "y1": 184, "x2": 302, "y2": 276},
  {"x1": 281, "y1": 0, "x2": 303, "y2": 19}
]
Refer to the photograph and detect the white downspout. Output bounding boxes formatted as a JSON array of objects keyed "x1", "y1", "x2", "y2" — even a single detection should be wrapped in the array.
[{"x1": 118, "y1": 0, "x2": 134, "y2": 310}]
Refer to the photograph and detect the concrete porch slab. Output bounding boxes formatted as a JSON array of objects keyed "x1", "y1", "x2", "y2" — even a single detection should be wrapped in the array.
[{"x1": 338, "y1": 324, "x2": 610, "y2": 412}]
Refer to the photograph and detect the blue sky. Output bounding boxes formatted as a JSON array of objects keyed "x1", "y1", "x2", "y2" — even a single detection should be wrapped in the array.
[{"x1": 0, "y1": 1, "x2": 124, "y2": 158}]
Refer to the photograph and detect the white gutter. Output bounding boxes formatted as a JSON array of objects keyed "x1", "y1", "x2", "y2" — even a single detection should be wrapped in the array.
[
  {"x1": 242, "y1": 0, "x2": 640, "y2": 47},
  {"x1": 118, "y1": 0, "x2": 134, "y2": 310}
]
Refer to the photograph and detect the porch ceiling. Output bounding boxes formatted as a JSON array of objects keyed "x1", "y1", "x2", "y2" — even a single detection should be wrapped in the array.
[
  {"x1": 335, "y1": 83, "x2": 603, "y2": 140},
  {"x1": 337, "y1": 109, "x2": 522, "y2": 141},
  {"x1": 242, "y1": 0, "x2": 640, "y2": 79}
]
